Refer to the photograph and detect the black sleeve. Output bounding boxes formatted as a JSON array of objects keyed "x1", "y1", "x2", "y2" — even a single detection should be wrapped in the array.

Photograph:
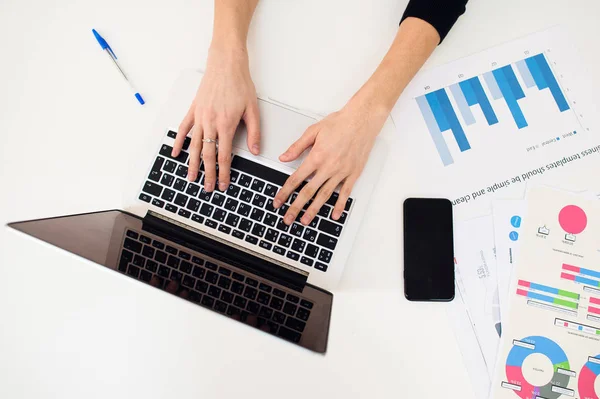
[{"x1": 400, "y1": 0, "x2": 468, "y2": 43}]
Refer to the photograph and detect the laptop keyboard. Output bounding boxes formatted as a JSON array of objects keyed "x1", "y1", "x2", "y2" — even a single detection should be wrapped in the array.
[
  {"x1": 119, "y1": 229, "x2": 314, "y2": 344},
  {"x1": 138, "y1": 130, "x2": 354, "y2": 273}
]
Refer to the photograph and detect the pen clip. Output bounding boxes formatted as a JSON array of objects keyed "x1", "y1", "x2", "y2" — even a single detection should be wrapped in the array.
[{"x1": 92, "y1": 29, "x2": 117, "y2": 59}]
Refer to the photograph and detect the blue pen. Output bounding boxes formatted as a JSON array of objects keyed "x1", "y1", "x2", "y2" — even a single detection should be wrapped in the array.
[{"x1": 92, "y1": 29, "x2": 145, "y2": 105}]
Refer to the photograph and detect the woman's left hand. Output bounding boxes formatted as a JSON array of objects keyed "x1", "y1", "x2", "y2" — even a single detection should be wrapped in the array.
[{"x1": 273, "y1": 99, "x2": 388, "y2": 226}]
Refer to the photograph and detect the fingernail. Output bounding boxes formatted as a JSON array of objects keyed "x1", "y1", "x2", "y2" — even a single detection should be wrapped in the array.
[
  {"x1": 301, "y1": 216, "x2": 310, "y2": 225},
  {"x1": 285, "y1": 215, "x2": 294, "y2": 225},
  {"x1": 273, "y1": 199, "x2": 281, "y2": 208},
  {"x1": 252, "y1": 144, "x2": 260, "y2": 154},
  {"x1": 205, "y1": 182, "x2": 213, "y2": 191},
  {"x1": 219, "y1": 182, "x2": 227, "y2": 191},
  {"x1": 188, "y1": 174, "x2": 195, "y2": 182},
  {"x1": 332, "y1": 211, "x2": 340, "y2": 220}
]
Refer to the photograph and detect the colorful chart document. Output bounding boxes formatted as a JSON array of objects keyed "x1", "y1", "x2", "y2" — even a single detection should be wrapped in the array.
[
  {"x1": 491, "y1": 187, "x2": 600, "y2": 399},
  {"x1": 391, "y1": 27, "x2": 600, "y2": 220}
]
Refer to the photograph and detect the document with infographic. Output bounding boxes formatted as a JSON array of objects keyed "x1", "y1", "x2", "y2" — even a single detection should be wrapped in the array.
[{"x1": 491, "y1": 187, "x2": 600, "y2": 399}]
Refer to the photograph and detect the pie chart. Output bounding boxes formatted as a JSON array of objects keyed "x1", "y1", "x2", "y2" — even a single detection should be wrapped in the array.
[
  {"x1": 558, "y1": 205, "x2": 587, "y2": 234},
  {"x1": 505, "y1": 336, "x2": 571, "y2": 399},
  {"x1": 579, "y1": 355, "x2": 600, "y2": 399}
]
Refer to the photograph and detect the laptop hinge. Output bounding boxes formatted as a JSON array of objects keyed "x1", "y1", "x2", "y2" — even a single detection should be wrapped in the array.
[{"x1": 142, "y1": 211, "x2": 308, "y2": 291}]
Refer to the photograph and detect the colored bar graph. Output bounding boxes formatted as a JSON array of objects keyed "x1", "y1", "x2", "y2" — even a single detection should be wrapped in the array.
[
  {"x1": 416, "y1": 96, "x2": 454, "y2": 166},
  {"x1": 493, "y1": 66, "x2": 528, "y2": 129},
  {"x1": 590, "y1": 306, "x2": 600, "y2": 315},
  {"x1": 562, "y1": 263, "x2": 600, "y2": 279},
  {"x1": 590, "y1": 297, "x2": 600, "y2": 305},
  {"x1": 561, "y1": 272, "x2": 600, "y2": 288},
  {"x1": 516, "y1": 288, "x2": 578, "y2": 309},
  {"x1": 483, "y1": 71, "x2": 503, "y2": 100},
  {"x1": 449, "y1": 83, "x2": 476, "y2": 125},
  {"x1": 516, "y1": 59, "x2": 536, "y2": 88},
  {"x1": 425, "y1": 89, "x2": 471, "y2": 152},
  {"x1": 531, "y1": 54, "x2": 570, "y2": 111},
  {"x1": 467, "y1": 77, "x2": 499, "y2": 125},
  {"x1": 518, "y1": 280, "x2": 579, "y2": 299}
]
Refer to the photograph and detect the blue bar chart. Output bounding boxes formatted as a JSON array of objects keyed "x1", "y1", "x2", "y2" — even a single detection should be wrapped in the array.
[{"x1": 416, "y1": 53, "x2": 572, "y2": 166}]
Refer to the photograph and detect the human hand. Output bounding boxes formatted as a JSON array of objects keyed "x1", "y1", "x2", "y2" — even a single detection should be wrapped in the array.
[
  {"x1": 172, "y1": 46, "x2": 260, "y2": 192},
  {"x1": 273, "y1": 99, "x2": 388, "y2": 226}
]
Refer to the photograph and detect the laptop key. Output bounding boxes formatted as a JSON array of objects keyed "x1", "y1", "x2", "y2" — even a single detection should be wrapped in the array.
[
  {"x1": 182, "y1": 275, "x2": 196, "y2": 288},
  {"x1": 161, "y1": 188, "x2": 175, "y2": 202},
  {"x1": 286, "y1": 251, "x2": 300, "y2": 261},
  {"x1": 303, "y1": 228, "x2": 317, "y2": 243},
  {"x1": 265, "y1": 199, "x2": 276, "y2": 213},
  {"x1": 317, "y1": 233, "x2": 338, "y2": 250},
  {"x1": 159, "y1": 144, "x2": 188, "y2": 164},
  {"x1": 265, "y1": 229, "x2": 279, "y2": 243},
  {"x1": 211, "y1": 193, "x2": 226, "y2": 207},
  {"x1": 218, "y1": 276, "x2": 231, "y2": 290},
  {"x1": 189, "y1": 291, "x2": 202, "y2": 303},
  {"x1": 225, "y1": 214, "x2": 240, "y2": 228},
  {"x1": 318, "y1": 219, "x2": 342, "y2": 237},
  {"x1": 318, "y1": 248, "x2": 333, "y2": 264},
  {"x1": 291, "y1": 239, "x2": 305, "y2": 253},
  {"x1": 127, "y1": 265, "x2": 140, "y2": 278},
  {"x1": 165, "y1": 204, "x2": 178, "y2": 213},
  {"x1": 182, "y1": 136, "x2": 191, "y2": 150},
  {"x1": 198, "y1": 189, "x2": 212, "y2": 202},
  {"x1": 290, "y1": 223, "x2": 304, "y2": 237},
  {"x1": 142, "y1": 245, "x2": 155, "y2": 258},
  {"x1": 155, "y1": 250, "x2": 167, "y2": 264},
  {"x1": 224, "y1": 198, "x2": 238, "y2": 212},
  {"x1": 151, "y1": 156, "x2": 165, "y2": 172},
  {"x1": 185, "y1": 183, "x2": 200, "y2": 196},
  {"x1": 175, "y1": 165, "x2": 187, "y2": 177},
  {"x1": 124, "y1": 238, "x2": 142, "y2": 253},
  {"x1": 201, "y1": 296, "x2": 214, "y2": 307},
  {"x1": 213, "y1": 209, "x2": 227, "y2": 222},
  {"x1": 332, "y1": 211, "x2": 348, "y2": 224},
  {"x1": 173, "y1": 178, "x2": 187, "y2": 191},
  {"x1": 180, "y1": 260, "x2": 192, "y2": 273},
  {"x1": 305, "y1": 244, "x2": 319, "y2": 258},
  {"x1": 270, "y1": 297, "x2": 283, "y2": 310},
  {"x1": 208, "y1": 285, "x2": 221, "y2": 299},
  {"x1": 300, "y1": 256, "x2": 313, "y2": 267},
  {"x1": 151, "y1": 198, "x2": 165, "y2": 208},
  {"x1": 195, "y1": 280, "x2": 208, "y2": 293},
  {"x1": 251, "y1": 224, "x2": 265, "y2": 237},
  {"x1": 230, "y1": 170, "x2": 239, "y2": 184},
  {"x1": 175, "y1": 192, "x2": 189, "y2": 206},
  {"x1": 259, "y1": 240, "x2": 272, "y2": 250},
  {"x1": 158, "y1": 265, "x2": 170, "y2": 277},
  {"x1": 273, "y1": 289, "x2": 285, "y2": 299},
  {"x1": 167, "y1": 255, "x2": 180, "y2": 269},
  {"x1": 237, "y1": 173, "x2": 253, "y2": 188},
  {"x1": 133, "y1": 254, "x2": 145, "y2": 267},
  {"x1": 238, "y1": 218, "x2": 253, "y2": 232},
  {"x1": 245, "y1": 235, "x2": 258, "y2": 245},
  {"x1": 226, "y1": 184, "x2": 240, "y2": 198},
  {"x1": 246, "y1": 278, "x2": 258, "y2": 287},
  {"x1": 276, "y1": 218, "x2": 289, "y2": 232},
  {"x1": 244, "y1": 286, "x2": 258, "y2": 300},
  {"x1": 252, "y1": 193, "x2": 267, "y2": 208},
  {"x1": 264, "y1": 184, "x2": 278, "y2": 198},
  {"x1": 234, "y1": 296, "x2": 247, "y2": 308},
  {"x1": 140, "y1": 270, "x2": 152, "y2": 282},
  {"x1": 163, "y1": 160, "x2": 177, "y2": 173},
  {"x1": 283, "y1": 302, "x2": 297, "y2": 316},
  {"x1": 309, "y1": 216, "x2": 319, "y2": 229},
  {"x1": 166, "y1": 245, "x2": 178, "y2": 254},
  {"x1": 237, "y1": 203, "x2": 251, "y2": 217},
  {"x1": 239, "y1": 188, "x2": 253, "y2": 202},
  {"x1": 167, "y1": 130, "x2": 177, "y2": 139},
  {"x1": 278, "y1": 234, "x2": 292, "y2": 248},
  {"x1": 257, "y1": 292, "x2": 270, "y2": 305},
  {"x1": 186, "y1": 199, "x2": 201, "y2": 212},
  {"x1": 205, "y1": 262, "x2": 217, "y2": 271},
  {"x1": 317, "y1": 205, "x2": 331, "y2": 218},
  {"x1": 259, "y1": 306, "x2": 273, "y2": 319},
  {"x1": 142, "y1": 181, "x2": 163, "y2": 197},
  {"x1": 273, "y1": 246, "x2": 285, "y2": 256},
  {"x1": 200, "y1": 203, "x2": 214, "y2": 217},
  {"x1": 205, "y1": 271, "x2": 218, "y2": 284},
  {"x1": 218, "y1": 224, "x2": 231, "y2": 235},
  {"x1": 215, "y1": 300, "x2": 228, "y2": 313},
  {"x1": 160, "y1": 173, "x2": 175, "y2": 187},
  {"x1": 300, "y1": 299, "x2": 313, "y2": 309},
  {"x1": 192, "y1": 266, "x2": 205, "y2": 279},
  {"x1": 315, "y1": 262, "x2": 328, "y2": 272},
  {"x1": 286, "y1": 294, "x2": 299, "y2": 303},
  {"x1": 148, "y1": 170, "x2": 162, "y2": 182},
  {"x1": 191, "y1": 214, "x2": 204, "y2": 224},
  {"x1": 250, "y1": 208, "x2": 265, "y2": 222},
  {"x1": 278, "y1": 326, "x2": 301, "y2": 343},
  {"x1": 247, "y1": 301, "x2": 260, "y2": 314},
  {"x1": 251, "y1": 179, "x2": 265, "y2": 193},
  {"x1": 232, "y1": 282, "x2": 244, "y2": 295},
  {"x1": 285, "y1": 317, "x2": 306, "y2": 333},
  {"x1": 273, "y1": 311, "x2": 286, "y2": 324},
  {"x1": 221, "y1": 291, "x2": 234, "y2": 304},
  {"x1": 264, "y1": 213, "x2": 278, "y2": 227},
  {"x1": 205, "y1": 219, "x2": 218, "y2": 229},
  {"x1": 139, "y1": 193, "x2": 152, "y2": 203},
  {"x1": 232, "y1": 230, "x2": 245, "y2": 240},
  {"x1": 192, "y1": 256, "x2": 204, "y2": 265}
]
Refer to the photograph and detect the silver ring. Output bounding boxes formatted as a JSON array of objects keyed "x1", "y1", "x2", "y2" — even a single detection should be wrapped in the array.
[{"x1": 202, "y1": 138, "x2": 218, "y2": 144}]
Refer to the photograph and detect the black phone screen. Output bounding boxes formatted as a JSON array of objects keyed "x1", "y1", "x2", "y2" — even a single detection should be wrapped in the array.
[{"x1": 403, "y1": 198, "x2": 455, "y2": 301}]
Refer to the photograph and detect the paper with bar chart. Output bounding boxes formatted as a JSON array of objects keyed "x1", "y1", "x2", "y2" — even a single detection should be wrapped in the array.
[
  {"x1": 491, "y1": 187, "x2": 600, "y2": 399},
  {"x1": 391, "y1": 28, "x2": 600, "y2": 220}
]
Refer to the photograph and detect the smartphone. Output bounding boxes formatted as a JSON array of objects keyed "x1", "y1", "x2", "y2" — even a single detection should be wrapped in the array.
[{"x1": 403, "y1": 198, "x2": 455, "y2": 302}]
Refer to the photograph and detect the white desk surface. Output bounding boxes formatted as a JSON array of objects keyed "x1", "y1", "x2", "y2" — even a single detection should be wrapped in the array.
[{"x1": 1, "y1": 1, "x2": 599, "y2": 398}]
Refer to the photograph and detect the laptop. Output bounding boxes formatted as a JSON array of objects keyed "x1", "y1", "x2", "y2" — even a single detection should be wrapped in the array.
[{"x1": 8, "y1": 70, "x2": 390, "y2": 353}]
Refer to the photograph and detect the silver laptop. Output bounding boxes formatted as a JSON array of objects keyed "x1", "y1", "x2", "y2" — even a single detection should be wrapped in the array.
[{"x1": 9, "y1": 70, "x2": 389, "y2": 353}]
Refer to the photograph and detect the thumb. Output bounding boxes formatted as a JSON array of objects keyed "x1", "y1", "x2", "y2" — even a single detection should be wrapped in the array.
[
  {"x1": 279, "y1": 125, "x2": 318, "y2": 162},
  {"x1": 244, "y1": 99, "x2": 261, "y2": 155}
]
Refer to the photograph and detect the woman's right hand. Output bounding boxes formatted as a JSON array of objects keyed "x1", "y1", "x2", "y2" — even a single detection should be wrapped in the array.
[{"x1": 172, "y1": 45, "x2": 261, "y2": 192}]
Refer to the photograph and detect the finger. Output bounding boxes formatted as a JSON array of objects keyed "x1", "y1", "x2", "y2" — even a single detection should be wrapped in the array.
[
  {"x1": 217, "y1": 126, "x2": 233, "y2": 192},
  {"x1": 166, "y1": 280, "x2": 179, "y2": 294},
  {"x1": 284, "y1": 173, "x2": 328, "y2": 226},
  {"x1": 202, "y1": 125, "x2": 218, "y2": 192},
  {"x1": 244, "y1": 98, "x2": 261, "y2": 155},
  {"x1": 149, "y1": 275, "x2": 161, "y2": 288},
  {"x1": 179, "y1": 289, "x2": 189, "y2": 299},
  {"x1": 245, "y1": 315, "x2": 258, "y2": 327},
  {"x1": 188, "y1": 126, "x2": 203, "y2": 182},
  {"x1": 273, "y1": 160, "x2": 316, "y2": 210},
  {"x1": 303, "y1": 175, "x2": 342, "y2": 226},
  {"x1": 279, "y1": 125, "x2": 318, "y2": 162},
  {"x1": 173, "y1": 106, "x2": 194, "y2": 157},
  {"x1": 332, "y1": 175, "x2": 357, "y2": 220}
]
